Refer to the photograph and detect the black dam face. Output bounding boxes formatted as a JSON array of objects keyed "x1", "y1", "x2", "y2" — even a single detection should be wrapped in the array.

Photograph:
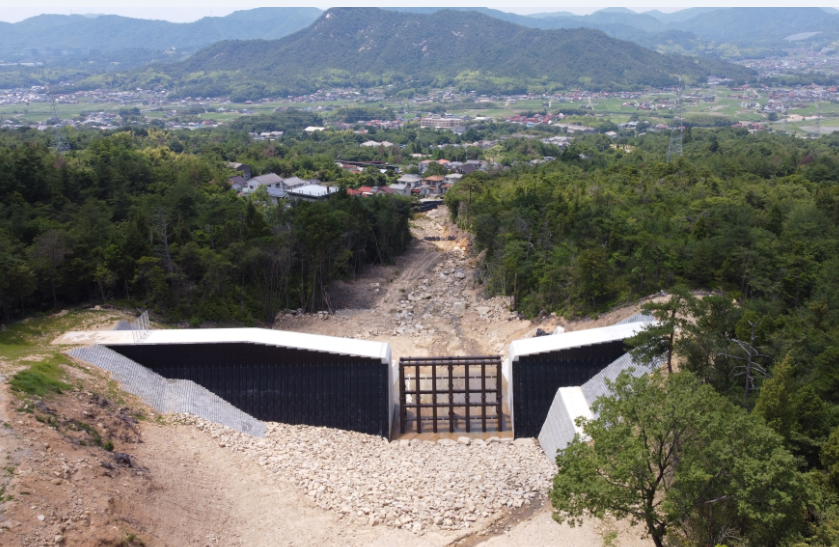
[
  {"x1": 512, "y1": 341, "x2": 626, "y2": 439},
  {"x1": 107, "y1": 343, "x2": 390, "y2": 437}
]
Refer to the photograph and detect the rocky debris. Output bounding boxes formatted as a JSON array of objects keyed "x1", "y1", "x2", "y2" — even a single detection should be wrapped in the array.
[
  {"x1": 179, "y1": 415, "x2": 553, "y2": 534},
  {"x1": 389, "y1": 251, "x2": 521, "y2": 345}
]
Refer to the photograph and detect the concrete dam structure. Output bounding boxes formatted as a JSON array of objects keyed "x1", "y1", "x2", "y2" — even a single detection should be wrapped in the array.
[{"x1": 61, "y1": 312, "x2": 656, "y2": 458}]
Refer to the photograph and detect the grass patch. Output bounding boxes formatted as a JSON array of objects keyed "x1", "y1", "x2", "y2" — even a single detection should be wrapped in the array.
[
  {"x1": 0, "y1": 485, "x2": 13, "y2": 503},
  {"x1": 105, "y1": 379, "x2": 126, "y2": 406},
  {"x1": 121, "y1": 532, "x2": 146, "y2": 546},
  {"x1": 9, "y1": 357, "x2": 71, "y2": 397},
  {"x1": 67, "y1": 419, "x2": 102, "y2": 447}
]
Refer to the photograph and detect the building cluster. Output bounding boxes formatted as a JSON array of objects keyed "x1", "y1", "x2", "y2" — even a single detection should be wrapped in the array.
[
  {"x1": 738, "y1": 48, "x2": 839, "y2": 78},
  {"x1": 227, "y1": 166, "x2": 340, "y2": 203},
  {"x1": 729, "y1": 84, "x2": 839, "y2": 116},
  {"x1": 386, "y1": 171, "x2": 456, "y2": 197},
  {"x1": 0, "y1": 86, "x2": 168, "y2": 108},
  {"x1": 249, "y1": 131, "x2": 284, "y2": 142},
  {"x1": 502, "y1": 112, "x2": 563, "y2": 127},
  {"x1": 419, "y1": 114, "x2": 465, "y2": 132},
  {"x1": 225, "y1": 154, "x2": 502, "y2": 203}
]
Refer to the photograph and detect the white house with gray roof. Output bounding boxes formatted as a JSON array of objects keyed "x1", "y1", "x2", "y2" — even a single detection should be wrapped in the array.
[{"x1": 245, "y1": 173, "x2": 283, "y2": 194}]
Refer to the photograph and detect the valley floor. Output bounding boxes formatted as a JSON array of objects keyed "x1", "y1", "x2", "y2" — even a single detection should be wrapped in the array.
[{"x1": 0, "y1": 206, "x2": 653, "y2": 546}]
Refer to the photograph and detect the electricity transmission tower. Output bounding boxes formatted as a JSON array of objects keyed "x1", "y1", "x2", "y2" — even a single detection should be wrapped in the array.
[
  {"x1": 45, "y1": 81, "x2": 70, "y2": 154},
  {"x1": 667, "y1": 82, "x2": 683, "y2": 163},
  {"x1": 813, "y1": 100, "x2": 821, "y2": 139}
]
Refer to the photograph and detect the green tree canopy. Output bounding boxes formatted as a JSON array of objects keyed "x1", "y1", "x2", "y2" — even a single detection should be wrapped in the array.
[{"x1": 551, "y1": 370, "x2": 806, "y2": 547}]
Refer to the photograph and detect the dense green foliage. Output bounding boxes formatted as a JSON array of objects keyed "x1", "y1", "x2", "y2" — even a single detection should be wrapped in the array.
[
  {"x1": 109, "y1": 8, "x2": 751, "y2": 100},
  {"x1": 551, "y1": 371, "x2": 805, "y2": 547},
  {"x1": 0, "y1": 127, "x2": 412, "y2": 325},
  {"x1": 445, "y1": 129, "x2": 839, "y2": 319},
  {"x1": 444, "y1": 126, "x2": 839, "y2": 544}
]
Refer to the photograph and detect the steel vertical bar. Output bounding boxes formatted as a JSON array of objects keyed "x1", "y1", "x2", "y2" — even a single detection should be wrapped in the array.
[
  {"x1": 448, "y1": 358, "x2": 454, "y2": 433},
  {"x1": 399, "y1": 359, "x2": 408, "y2": 434},
  {"x1": 464, "y1": 362, "x2": 470, "y2": 433},
  {"x1": 497, "y1": 358, "x2": 503, "y2": 432},
  {"x1": 415, "y1": 361, "x2": 422, "y2": 434},
  {"x1": 431, "y1": 363, "x2": 438, "y2": 434},
  {"x1": 481, "y1": 361, "x2": 487, "y2": 433}
]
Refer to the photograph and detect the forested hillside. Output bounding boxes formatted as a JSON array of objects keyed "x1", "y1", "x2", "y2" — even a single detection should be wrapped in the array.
[
  {"x1": 444, "y1": 128, "x2": 839, "y2": 542},
  {"x1": 446, "y1": 129, "x2": 839, "y2": 320},
  {"x1": 0, "y1": 128, "x2": 411, "y2": 325},
  {"x1": 123, "y1": 8, "x2": 751, "y2": 99}
]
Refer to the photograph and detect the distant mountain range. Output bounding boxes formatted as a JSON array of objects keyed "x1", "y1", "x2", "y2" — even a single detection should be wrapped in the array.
[
  {"x1": 0, "y1": 7, "x2": 839, "y2": 85},
  {"x1": 0, "y1": 8, "x2": 322, "y2": 60},
  {"x1": 3, "y1": 6, "x2": 839, "y2": 65},
  {"x1": 109, "y1": 8, "x2": 752, "y2": 100},
  {"x1": 665, "y1": 7, "x2": 839, "y2": 45}
]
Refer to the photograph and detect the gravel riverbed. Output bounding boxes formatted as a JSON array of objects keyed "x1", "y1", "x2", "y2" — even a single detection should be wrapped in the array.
[{"x1": 180, "y1": 415, "x2": 555, "y2": 535}]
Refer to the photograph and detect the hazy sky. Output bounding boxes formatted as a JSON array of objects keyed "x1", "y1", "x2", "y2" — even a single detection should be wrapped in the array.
[{"x1": 1, "y1": 2, "x2": 835, "y2": 23}]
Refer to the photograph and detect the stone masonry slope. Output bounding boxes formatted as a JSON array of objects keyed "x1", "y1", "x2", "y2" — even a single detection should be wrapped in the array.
[{"x1": 68, "y1": 345, "x2": 266, "y2": 437}]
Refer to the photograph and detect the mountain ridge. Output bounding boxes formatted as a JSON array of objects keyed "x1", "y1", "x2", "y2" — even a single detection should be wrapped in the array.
[
  {"x1": 0, "y1": 8, "x2": 322, "y2": 59},
  {"x1": 131, "y1": 7, "x2": 752, "y2": 100}
]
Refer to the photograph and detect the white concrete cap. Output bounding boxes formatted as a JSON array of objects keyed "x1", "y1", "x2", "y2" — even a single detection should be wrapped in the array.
[
  {"x1": 508, "y1": 322, "x2": 652, "y2": 363},
  {"x1": 57, "y1": 328, "x2": 392, "y2": 364}
]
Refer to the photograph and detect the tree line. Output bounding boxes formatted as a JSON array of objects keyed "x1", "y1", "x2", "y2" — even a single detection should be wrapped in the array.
[{"x1": 0, "y1": 128, "x2": 412, "y2": 325}]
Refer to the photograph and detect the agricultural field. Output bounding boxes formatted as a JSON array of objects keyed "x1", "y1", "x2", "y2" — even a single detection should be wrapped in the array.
[
  {"x1": 0, "y1": 98, "x2": 122, "y2": 123},
  {"x1": 5, "y1": 85, "x2": 839, "y2": 136}
]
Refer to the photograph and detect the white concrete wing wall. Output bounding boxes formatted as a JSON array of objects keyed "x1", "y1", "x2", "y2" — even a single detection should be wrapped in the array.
[
  {"x1": 616, "y1": 312, "x2": 656, "y2": 326},
  {"x1": 504, "y1": 319, "x2": 654, "y2": 438},
  {"x1": 537, "y1": 352, "x2": 658, "y2": 463},
  {"x1": 538, "y1": 386, "x2": 595, "y2": 466},
  {"x1": 580, "y1": 352, "x2": 660, "y2": 412},
  {"x1": 59, "y1": 328, "x2": 392, "y2": 364},
  {"x1": 62, "y1": 327, "x2": 395, "y2": 435}
]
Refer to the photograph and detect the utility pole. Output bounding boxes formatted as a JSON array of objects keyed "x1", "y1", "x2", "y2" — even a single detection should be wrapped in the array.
[{"x1": 667, "y1": 80, "x2": 683, "y2": 163}]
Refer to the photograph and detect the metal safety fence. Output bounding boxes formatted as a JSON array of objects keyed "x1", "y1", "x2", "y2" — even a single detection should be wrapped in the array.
[{"x1": 130, "y1": 310, "x2": 150, "y2": 344}]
